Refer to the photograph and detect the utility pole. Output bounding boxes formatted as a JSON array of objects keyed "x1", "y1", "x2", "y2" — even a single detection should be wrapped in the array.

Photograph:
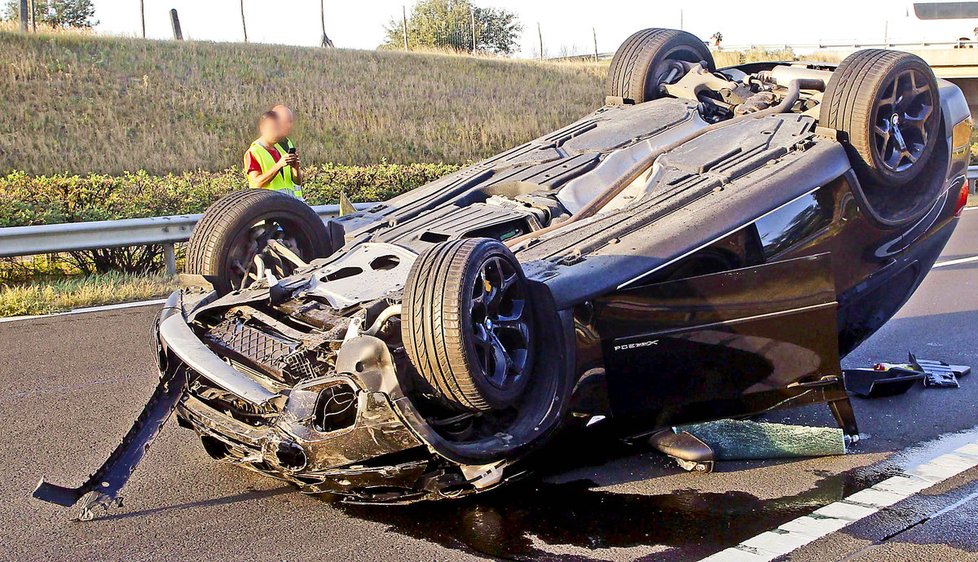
[
  {"x1": 680, "y1": 9, "x2": 684, "y2": 30},
  {"x1": 18, "y1": 0, "x2": 28, "y2": 32},
  {"x1": 170, "y1": 9, "x2": 183, "y2": 41},
  {"x1": 592, "y1": 27, "x2": 598, "y2": 61},
  {"x1": 240, "y1": 0, "x2": 248, "y2": 43},
  {"x1": 402, "y1": 5, "x2": 409, "y2": 50},
  {"x1": 537, "y1": 22, "x2": 543, "y2": 60},
  {"x1": 140, "y1": 0, "x2": 146, "y2": 38},
  {"x1": 470, "y1": 4, "x2": 476, "y2": 52}
]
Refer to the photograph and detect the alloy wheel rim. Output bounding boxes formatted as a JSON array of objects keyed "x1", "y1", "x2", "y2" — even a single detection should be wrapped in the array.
[
  {"x1": 228, "y1": 220, "x2": 307, "y2": 290},
  {"x1": 469, "y1": 256, "x2": 531, "y2": 391},
  {"x1": 873, "y1": 68, "x2": 936, "y2": 173}
]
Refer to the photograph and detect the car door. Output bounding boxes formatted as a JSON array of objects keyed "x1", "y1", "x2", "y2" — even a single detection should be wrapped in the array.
[{"x1": 592, "y1": 252, "x2": 842, "y2": 428}]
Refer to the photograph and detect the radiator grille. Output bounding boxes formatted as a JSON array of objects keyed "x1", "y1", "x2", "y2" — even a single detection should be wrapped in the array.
[{"x1": 206, "y1": 319, "x2": 295, "y2": 368}]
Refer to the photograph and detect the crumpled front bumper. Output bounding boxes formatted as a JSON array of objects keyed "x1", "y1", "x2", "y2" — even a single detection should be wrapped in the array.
[{"x1": 157, "y1": 291, "x2": 489, "y2": 503}]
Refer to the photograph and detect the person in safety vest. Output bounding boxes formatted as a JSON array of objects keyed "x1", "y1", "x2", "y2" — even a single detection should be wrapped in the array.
[{"x1": 244, "y1": 111, "x2": 303, "y2": 199}]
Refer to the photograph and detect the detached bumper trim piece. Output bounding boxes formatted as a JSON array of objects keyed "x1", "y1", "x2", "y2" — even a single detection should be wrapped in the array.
[
  {"x1": 159, "y1": 314, "x2": 285, "y2": 409},
  {"x1": 33, "y1": 364, "x2": 189, "y2": 520}
]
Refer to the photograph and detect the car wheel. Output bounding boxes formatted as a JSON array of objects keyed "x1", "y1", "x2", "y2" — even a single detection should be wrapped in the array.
[
  {"x1": 186, "y1": 190, "x2": 333, "y2": 295},
  {"x1": 820, "y1": 49, "x2": 941, "y2": 187},
  {"x1": 607, "y1": 28, "x2": 715, "y2": 104},
  {"x1": 402, "y1": 238, "x2": 535, "y2": 412}
]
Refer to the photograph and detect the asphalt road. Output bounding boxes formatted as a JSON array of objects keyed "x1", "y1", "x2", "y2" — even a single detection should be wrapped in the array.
[{"x1": 2, "y1": 210, "x2": 977, "y2": 561}]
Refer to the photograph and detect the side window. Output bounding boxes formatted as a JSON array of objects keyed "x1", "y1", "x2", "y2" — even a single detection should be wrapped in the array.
[{"x1": 754, "y1": 188, "x2": 833, "y2": 260}]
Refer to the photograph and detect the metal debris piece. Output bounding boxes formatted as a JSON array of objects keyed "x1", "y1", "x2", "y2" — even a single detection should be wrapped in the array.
[
  {"x1": 910, "y1": 353, "x2": 971, "y2": 388},
  {"x1": 648, "y1": 429, "x2": 715, "y2": 473}
]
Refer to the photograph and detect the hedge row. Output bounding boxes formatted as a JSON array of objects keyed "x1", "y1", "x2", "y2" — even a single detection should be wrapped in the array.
[{"x1": 0, "y1": 163, "x2": 461, "y2": 227}]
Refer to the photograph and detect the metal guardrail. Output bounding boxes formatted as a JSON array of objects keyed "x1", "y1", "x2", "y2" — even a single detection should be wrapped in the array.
[
  {"x1": 0, "y1": 203, "x2": 376, "y2": 275},
  {"x1": 2, "y1": 169, "x2": 977, "y2": 276},
  {"x1": 554, "y1": 40, "x2": 978, "y2": 62}
]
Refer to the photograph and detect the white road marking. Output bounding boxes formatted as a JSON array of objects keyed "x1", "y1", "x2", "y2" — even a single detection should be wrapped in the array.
[
  {"x1": 702, "y1": 430, "x2": 978, "y2": 561},
  {"x1": 933, "y1": 255, "x2": 978, "y2": 268},
  {"x1": 0, "y1": 298, "x2": 166, "y2": 324}
]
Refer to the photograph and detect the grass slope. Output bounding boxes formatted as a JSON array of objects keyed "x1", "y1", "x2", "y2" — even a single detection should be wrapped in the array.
[
  {"x1": 0, "y1": 272, "x2": 177, "y2": 317},
  {"x1": 1, "y1": 31, "x2": 604, "y2": 175}
]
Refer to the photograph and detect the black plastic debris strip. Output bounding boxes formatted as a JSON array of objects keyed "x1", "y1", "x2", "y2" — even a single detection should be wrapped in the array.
[
  {"x1": 844, "y1": 368, "x2": 925, "y2": 398},
  {"x1": 844, "y1": 352, "x2": 972, "y2": 398}
]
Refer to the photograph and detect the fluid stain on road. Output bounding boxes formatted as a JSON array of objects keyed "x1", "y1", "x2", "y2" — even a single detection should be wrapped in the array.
[{"x1": 339, "y1": 436, "x2": 883, "y2": 560}]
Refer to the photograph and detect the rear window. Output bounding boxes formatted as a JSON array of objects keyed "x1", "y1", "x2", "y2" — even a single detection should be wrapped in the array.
[{"x1": 754, "y1": 188, "x2": 832, "y2": 259}]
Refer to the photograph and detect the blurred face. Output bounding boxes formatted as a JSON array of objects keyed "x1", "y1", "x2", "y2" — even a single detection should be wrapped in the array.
[
  {"x1": 275, "y1": 108, "x2": 294, "y2": 137},
  {"x1": 259, "y1": 116, "x2": 283, "y2": 142}
]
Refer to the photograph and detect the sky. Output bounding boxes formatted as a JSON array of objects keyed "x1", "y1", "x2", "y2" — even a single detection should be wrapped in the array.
[{"x1": 92, "y1": 0, "x2": 978, "y2": 57}]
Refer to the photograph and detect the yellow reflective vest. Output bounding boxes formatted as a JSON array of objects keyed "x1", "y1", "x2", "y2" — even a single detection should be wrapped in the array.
[{"x1": 244, "y1": 140, "x2": 303, "y2": 199}]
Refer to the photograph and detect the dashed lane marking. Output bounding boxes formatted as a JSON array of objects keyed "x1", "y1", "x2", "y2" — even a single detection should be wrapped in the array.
[
  {"x1": 933, "y1": 255, "x2": 978, "y2": 268},
  {"x1": 702, "y1": 431, "x2": 978, "y2": 561}
]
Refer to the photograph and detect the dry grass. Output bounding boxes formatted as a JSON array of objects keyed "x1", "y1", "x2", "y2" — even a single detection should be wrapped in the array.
[
  {"x1": 1, "y1": 29, "x2": 604, "y2": 175},
  {"x1": 0, "y1": 272, "x2": 177, "y2": 317},
  {"x1": 712, "y1": 48, "x2": 843, "y2": 67}
]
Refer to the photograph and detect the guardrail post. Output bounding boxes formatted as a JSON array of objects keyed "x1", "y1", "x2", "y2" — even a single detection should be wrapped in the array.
[{"x1": 163, "y1": 243, "x2": 176, "y2": 277}]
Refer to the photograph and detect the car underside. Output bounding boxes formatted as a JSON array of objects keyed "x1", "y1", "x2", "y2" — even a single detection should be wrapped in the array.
[{"x1": 35, "y1": 29, "x2": 973, "y2": 518}]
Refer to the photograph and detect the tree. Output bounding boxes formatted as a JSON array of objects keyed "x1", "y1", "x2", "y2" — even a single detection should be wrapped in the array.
[
  {"x1": 383, "y1": 0, "x2": 522, "y2": 55},
  {"x1": 3, "y1": 0, "x2": 97, "y2": 28}
]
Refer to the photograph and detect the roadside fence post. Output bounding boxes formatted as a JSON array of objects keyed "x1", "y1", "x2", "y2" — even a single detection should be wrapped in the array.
[
  {"x1": 19, "y1": 0, "x2": 28, "y2": 32},
  {"x1": 170, "y1": 9, "x2": 183, "y2": 41}
]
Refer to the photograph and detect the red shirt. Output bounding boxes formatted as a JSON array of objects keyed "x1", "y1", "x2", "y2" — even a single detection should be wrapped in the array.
[{"x1": 245, "y1": 144, "x2": 282, "y2": 174}]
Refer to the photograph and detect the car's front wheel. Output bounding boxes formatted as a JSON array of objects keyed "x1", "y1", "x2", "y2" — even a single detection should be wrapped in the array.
[
  {"x1": 402, "y1": 238, "x2": 535, "y2": 412},
  {"x1": 186, "y1": 190, "x2": 333, "y2": 294}
]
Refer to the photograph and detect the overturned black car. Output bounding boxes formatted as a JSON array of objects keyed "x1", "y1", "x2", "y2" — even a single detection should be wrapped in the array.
[{"x1": 36, "y1": 29, "x2": 973, "y2": 518}]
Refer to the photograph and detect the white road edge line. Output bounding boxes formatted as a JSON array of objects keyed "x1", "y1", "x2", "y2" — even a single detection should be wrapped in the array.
[
  {"x1": 933, "y1": 255, "x2": 978, "y2": 268},
  {"x1": 0, "y1": 298, "x2": 167, "y2": 324},
  {"x1": 701, "y1": 437, "x2": 978, "y2": 561}
]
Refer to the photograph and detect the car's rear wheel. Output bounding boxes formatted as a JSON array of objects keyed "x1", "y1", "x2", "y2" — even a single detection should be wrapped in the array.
[
  {"x1": 402, "y1": 238, "x2": 535, "y2": 412},
  {"x1": 186, "y1": 190, "x2": 333, "y2": 294},
  {"x1": 607, "y1": 28, "x2": 715, "y2": 104},
  {"x1": 820, "y1": 49, "x2": 940, "y2": 187}
]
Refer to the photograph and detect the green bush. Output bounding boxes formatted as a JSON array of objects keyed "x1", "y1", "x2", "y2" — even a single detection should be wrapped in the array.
[
  {"x1": 0, "y1": 163, "x2": 459, "y2": 227},
  {"x1": 0, "y1": 164, "x2": 459, "y2": 274}
]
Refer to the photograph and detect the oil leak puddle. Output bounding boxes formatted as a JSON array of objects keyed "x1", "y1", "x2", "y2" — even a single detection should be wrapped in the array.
[{"x1": 338, "y1": 433, "x2": 880, "y2": 560}]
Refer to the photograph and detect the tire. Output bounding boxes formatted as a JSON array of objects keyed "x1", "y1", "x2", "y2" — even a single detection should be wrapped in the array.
[
  {"x1": 186, "y1": 189, "x2": 332, "y2": 294},
  {"x1": 402, "y1": 238, "x2": 535, "y2": 412},
  {"x1": 607, "y1": 28, "x2": 715, "y2": 104},
  {"x1": 820, "y1": 49, "x2": 941, "y2": 187}
]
